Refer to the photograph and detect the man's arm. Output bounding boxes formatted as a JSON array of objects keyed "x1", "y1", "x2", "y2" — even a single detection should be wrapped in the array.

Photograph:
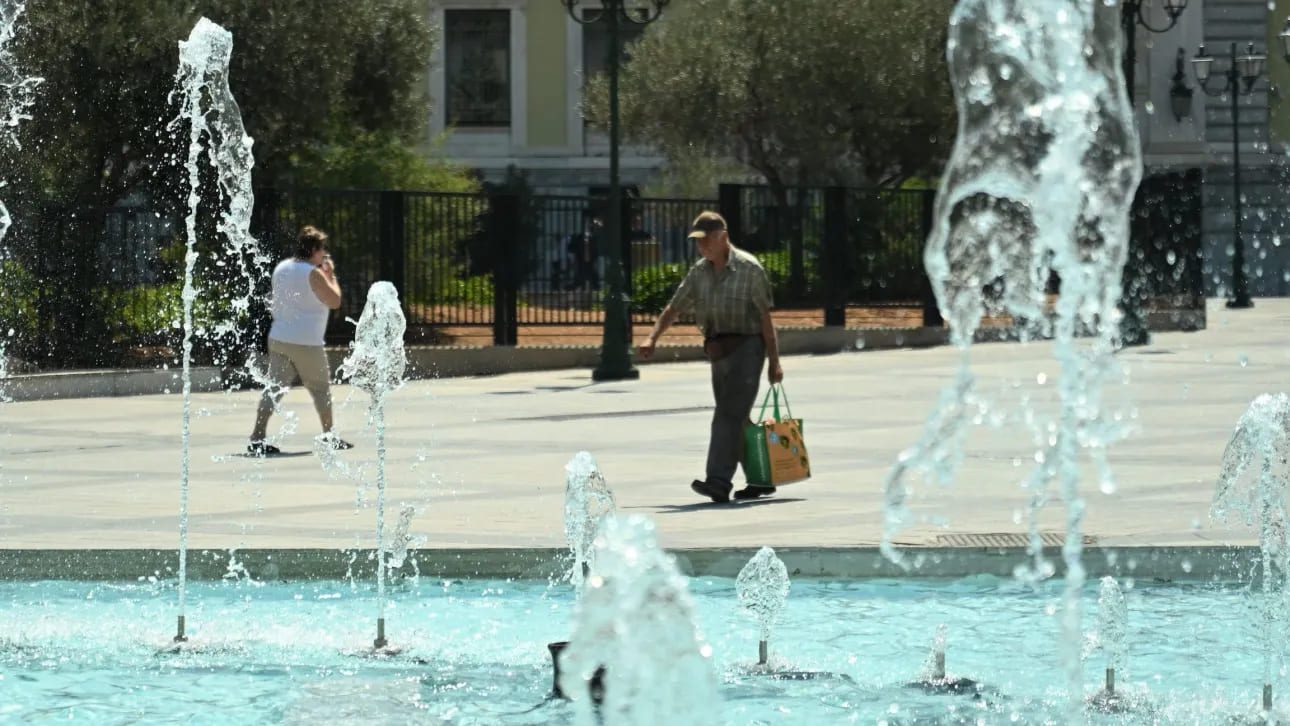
[
  {"x1": 753, "y1": 267, "x2": 782, "y2": 383},
  {"x1": 638, "y1": 305, "x2": 680, "y2": 360},
  {"x1": 640, "y1": 263, "x2": 698, "y2": 361},
  {"x1": 761, "y1": 308, "x2": 783, "y2": 383},
  {"x1": 309, "y1": 265, "x2": 342, "y2": 310}
]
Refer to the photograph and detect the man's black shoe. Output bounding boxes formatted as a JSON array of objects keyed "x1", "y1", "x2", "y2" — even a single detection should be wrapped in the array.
[
  {"x1": 691, "y1": 479, "x2": 732, "y2": 503},
  {"x1": 247, "y1": 440, "x2": 281, "y2": 457},
  {"x1": 734, "y1": 485, "x2": 776, "y2": 500}
]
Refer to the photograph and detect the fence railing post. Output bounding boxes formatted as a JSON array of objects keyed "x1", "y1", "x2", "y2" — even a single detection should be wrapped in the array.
[
  {"x1": 1183, "y1": 168, "x2": 1205, "y2": 308},
  {"x1": 789, "y1": 189, "x2": 807, "y2": 301},
  {"x1": 718, "y1": 184, "x2": 743, "y2": 241},
  {"x1": 619, "y1": 193, "x2": 636, "y2": 343},
  {"x1": 490, "y1": 191, "x2": 520, "y2": 346},
  {"x1": 619, "y1": 193, "x2": 635, "y2": 296},
  {"x1": 822, "y1": 187, "x2": 847, "y2": 327},
  {"x1": 919, "y1": 190, "x2": 943, "y2": 327}
]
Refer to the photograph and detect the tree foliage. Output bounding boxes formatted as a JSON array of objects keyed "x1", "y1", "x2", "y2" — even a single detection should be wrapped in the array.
[
  {"x1": 585, "y1": 0, "x2": 955, "y2": 190},
  {"x1": 5, "y1": 0, "x2": 454, "y2": 211}
]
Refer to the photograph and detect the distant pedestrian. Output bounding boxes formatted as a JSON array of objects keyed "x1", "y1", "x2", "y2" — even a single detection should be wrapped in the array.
[
  {"x1": 638, "y1": 211, "x2": 784, "y2": 502},
  {"x1": 248, "y1": 225, "x2": 352, "y2": 455},
  {"x1": 566, "y1": 214, "x2": 602, "y2": 291}
]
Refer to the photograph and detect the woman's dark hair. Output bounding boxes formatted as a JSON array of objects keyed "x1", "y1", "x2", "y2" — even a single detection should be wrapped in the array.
[{"x1": 294, "y1": 225, "x2": 328, "y2": 259}]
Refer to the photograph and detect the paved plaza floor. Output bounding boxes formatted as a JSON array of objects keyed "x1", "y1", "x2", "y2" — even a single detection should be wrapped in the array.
[{"x1": 1, "y1": 299, "x2": 1284, "y2": 552}]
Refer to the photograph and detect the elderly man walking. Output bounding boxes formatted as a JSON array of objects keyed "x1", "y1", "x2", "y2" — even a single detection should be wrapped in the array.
[{"x1": 638, "y1": 211, "x2": 784, "y2": 502}]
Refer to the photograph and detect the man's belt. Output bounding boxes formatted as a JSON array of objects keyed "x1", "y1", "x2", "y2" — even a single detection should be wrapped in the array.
[{"x1": 703, "y1": 333, "x2": 757, "y2": 361}]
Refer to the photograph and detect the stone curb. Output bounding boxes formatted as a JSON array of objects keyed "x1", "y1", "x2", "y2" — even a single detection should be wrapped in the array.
[
  {"x1": 0, "y1": 545, "x2": 1255, "y2": 582},
  {"x1": 3, "y1": 326, "x2": 947, "y2": 402},
  {"x1": 3, "y1": 366, "x2": 228, "y2": 402},
  {"x1": 2, "y1": 304, "x2": 1205, "y2": 402}
]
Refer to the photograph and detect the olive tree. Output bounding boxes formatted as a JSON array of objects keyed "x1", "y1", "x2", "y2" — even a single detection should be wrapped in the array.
[{"x1": 585, "y1": 0, "x2": 955, "y2": 191}]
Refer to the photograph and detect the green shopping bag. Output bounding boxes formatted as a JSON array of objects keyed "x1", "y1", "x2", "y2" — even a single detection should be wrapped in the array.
[{"x1": 742, "y1": 384, "x2": 810, "y2": 488}]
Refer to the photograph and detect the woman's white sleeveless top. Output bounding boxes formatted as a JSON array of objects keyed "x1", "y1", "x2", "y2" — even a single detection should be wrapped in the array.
[{"x1": 268, "y1": 259, "x2": 329, "y2": 346}]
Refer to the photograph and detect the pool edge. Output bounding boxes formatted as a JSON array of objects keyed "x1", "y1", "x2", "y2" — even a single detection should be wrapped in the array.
[{"x1": 0, "y1": 545, "x2": 1257, "y2": 581}]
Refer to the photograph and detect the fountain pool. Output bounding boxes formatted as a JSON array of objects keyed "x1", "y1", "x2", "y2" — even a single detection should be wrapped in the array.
[{"x1": 0, "y1": 574, "x2": 1279, "y2": 724}]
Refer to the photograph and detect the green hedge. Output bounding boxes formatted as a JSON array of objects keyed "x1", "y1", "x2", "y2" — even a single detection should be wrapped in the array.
[
  {"x1": 0, "y1": 260, "x2": 39, "y2": 345},
  {"x1": 630, "y1": 252, "x2": 818, "y2": 315},
  {"x1": 102, "y1": 280, "x2": 237, "y2": 348},
  {"x1": 632, "y1": 262, "x2": 689, "y2": 315}
]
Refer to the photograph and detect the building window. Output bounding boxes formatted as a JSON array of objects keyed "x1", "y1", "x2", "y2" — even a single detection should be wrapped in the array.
[
  {"x1": 581, "y1": 12, "x2": 646, "y2": 83},
  {"x1": 445, "y1": 9, "x2": 510, "y2": 127}
]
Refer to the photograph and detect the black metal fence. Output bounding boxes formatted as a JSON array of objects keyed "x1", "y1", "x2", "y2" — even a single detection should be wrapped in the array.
[
  {"x1": 717, "y1": 184, "x2": 937, "y2": 325},
  {"x1": 0, "y1": 173, "x2": 1206, "y2": 368}
]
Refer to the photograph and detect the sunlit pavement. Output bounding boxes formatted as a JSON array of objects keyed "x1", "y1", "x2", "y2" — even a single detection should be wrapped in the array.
[{"x1": 0, "y1": 299, "x2": 1281, "y2": 551}]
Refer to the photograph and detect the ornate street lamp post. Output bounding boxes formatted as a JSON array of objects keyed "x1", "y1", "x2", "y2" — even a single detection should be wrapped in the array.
[
  {"x1": 1121, "y1": 0, "x2": 1188, "y2": 106},
  {"x1": 1118, "y1": 0, "x2": 1187, "y2": 346},
  {"x1": 563, "y1": 0, "x2": 669, "y2": 381},
  {"x1": 1191, "y1": 42, "x2": 1267, "y2": 309}
]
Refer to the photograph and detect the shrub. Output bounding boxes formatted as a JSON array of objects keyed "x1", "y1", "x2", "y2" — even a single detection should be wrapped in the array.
[
  {"x1": 756, "y1": 249, "x2": 821, "y2": 302},
  {"x1": 632, "y1": 262, "x2": 688, "y2": 315},
  {"x1": 0, "y1": 260, "x2": 39, "y2": 345},
  {"x1": 101, "y1": 279, "x2": 237, "y2": 354}
]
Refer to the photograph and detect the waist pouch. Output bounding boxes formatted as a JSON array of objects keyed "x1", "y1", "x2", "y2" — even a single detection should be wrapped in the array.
[{"x1": 704, "y1": 334, "x2": 756, "y2": 361}]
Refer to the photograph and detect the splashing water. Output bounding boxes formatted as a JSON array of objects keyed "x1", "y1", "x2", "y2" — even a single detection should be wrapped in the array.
[
  {"x1": 0, "y1": 0, "x2": 40, "y2": 398},
  {"x1": 1097, "y1": 575, "x2": 1128, "y2": 676},
  {"x1": 1213, "y1": 393, "x2": 1290, "y2": 706},
  {"x1": 735, "y1": 546, "x2": 790, "y2": 658},
  {"x1": 558, "y1": 515, "x2": 720, "y2": 724},
  {"x1": 340, "y1": 282, "x2": 408, "y2": 397},
  {"x1": 386, "y1": 503, "x2": 425, "y2": 573},
  {"x1": 880, "y1": 1, "x2": 1140, "y2": 713},
  {"x1": 920, "y1": 624, "x2": 950, "y2": 682},
  {"x1": 169, "y1": 17, "x2": 267, "y2": 641},
  {"x1": 338, "y1": 281, "x2": 407, "y2": 647},
  {"x1": 563, "y1": 451, "x2": 616, "y2": 590}
]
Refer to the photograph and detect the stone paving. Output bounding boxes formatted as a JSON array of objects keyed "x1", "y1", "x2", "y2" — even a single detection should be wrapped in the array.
[{"x1": 0, "y1": 299, "x2": 1282, "y2": 553}]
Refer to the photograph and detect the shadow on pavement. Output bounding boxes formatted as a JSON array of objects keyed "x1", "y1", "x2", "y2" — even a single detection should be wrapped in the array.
[{"x1": 636, "y1": 498, "x2": 807, "y2": 514}]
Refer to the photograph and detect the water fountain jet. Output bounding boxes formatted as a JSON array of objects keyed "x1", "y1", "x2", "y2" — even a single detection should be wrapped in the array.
[
  {"x1": 550, "y1": 451, "x2": 616, "y2": 699},
  {"x1": 337, "y1": 280, "x2": 407, "y2": 653},
  {"x1": 0, "y1": 0, "x2": 40, "y2": 398},
  {"x1": 736, "y1": 546, "x2": 790, "y2": 667},
  {"x1": 557, "y1": 515, "x2": 720, "y2": 722},
  {"x1": 881, "y1": 2, "x2": 1141, "y2": 717},
  {"x1": 168, "y1": 16, "x2": 266, "y2": 645},
  {"x1": 1213, "y1": 393, "x2": 1290, "y2": 716},
  {"x1": 1088, "y1": 575, "x2": 1139, "y2": 714},
  {"x1": 907, "y1": 625, "x2": 982, "y2": 697}
]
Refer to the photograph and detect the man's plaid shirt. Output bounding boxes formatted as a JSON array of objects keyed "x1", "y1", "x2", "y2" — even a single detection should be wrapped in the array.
[{"x1": 667, "y1": 246, "x2": 773, "y2": 337}]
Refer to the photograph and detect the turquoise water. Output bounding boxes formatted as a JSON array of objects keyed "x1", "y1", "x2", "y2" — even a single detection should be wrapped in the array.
[{"x1": 0, "y1": 576, "x2": 1278, "y2": 724}]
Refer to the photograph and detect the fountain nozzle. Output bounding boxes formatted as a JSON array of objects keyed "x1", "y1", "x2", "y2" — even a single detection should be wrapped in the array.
[
  {"x1": 374, "y1": 618, "x2": 388, "y2": 650},
  {"x1": 174, "y1": 615, "x2": 187, "y2": 643}
]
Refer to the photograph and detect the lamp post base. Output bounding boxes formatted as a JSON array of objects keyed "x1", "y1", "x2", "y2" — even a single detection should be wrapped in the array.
[{"x1": 1225, "y1": 296, "x2": 1254, "y2": 309}]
